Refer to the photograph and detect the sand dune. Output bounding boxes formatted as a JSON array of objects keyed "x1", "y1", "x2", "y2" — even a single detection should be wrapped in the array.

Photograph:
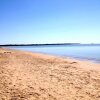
[{"x1": 0, "y1": 48, "x2": 100, "y2": 100}]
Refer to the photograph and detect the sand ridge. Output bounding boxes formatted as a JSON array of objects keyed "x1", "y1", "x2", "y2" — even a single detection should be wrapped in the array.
[{"x1": 0, "y1": 48, "x2": 100, "y2": 100}]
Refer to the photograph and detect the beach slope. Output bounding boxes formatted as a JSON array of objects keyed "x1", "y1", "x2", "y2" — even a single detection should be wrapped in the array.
[{"x1": 0, "y1": 48, "x2": 100, "y2": 100}]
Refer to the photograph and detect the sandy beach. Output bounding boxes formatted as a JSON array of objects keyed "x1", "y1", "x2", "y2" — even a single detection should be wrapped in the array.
[{"x1": 0, "y1": 48, "x2": 100, "y2": 100}]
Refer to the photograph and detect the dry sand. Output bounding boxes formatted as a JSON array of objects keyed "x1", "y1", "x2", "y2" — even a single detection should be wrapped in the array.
[{"x1": 0, "y1": 48, "x2": 100, "y2": 100}]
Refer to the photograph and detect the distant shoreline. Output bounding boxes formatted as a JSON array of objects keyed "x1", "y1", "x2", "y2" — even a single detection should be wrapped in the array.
[
  {"x1": 0, "y1": 43, "x2": 100, "y2": 46},
  {"x1": 0, "y1": 43, "x2": 80, "y2": 46}
]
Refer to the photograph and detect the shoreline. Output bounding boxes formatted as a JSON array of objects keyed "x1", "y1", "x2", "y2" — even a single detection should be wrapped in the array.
[
  {"x1": 4, "y1": 46, "x2": 100, "y2": 64},
  {"x1": 6, "y1": 47, "x2": 100, "y2": 71},
  {"x1": 5, "y1": 46, "x2": 100, "y2": 64},
  {"x1": 0, "y1": 48, "x2": 100, "y2": 100}
]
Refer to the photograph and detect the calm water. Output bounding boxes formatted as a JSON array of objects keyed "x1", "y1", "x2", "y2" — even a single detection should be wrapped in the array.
[{"x1": 8, "y1": 45, "x2": 100, "y2": 63}]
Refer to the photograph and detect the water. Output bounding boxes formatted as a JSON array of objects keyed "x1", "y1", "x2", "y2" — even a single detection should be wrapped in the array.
[{"x1": 8, "y1": 45, "x2": 100, "y2": 63}]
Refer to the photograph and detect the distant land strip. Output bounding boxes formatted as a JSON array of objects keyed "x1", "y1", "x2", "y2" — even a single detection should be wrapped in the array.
[{"x1": 0, "y1": 43, "x2": 100, "y2": 46}]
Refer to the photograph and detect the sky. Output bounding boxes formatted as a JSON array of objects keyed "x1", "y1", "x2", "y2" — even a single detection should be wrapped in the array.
[{"x1": 0, "y1": 0, "x2": 100, "y2": 44}]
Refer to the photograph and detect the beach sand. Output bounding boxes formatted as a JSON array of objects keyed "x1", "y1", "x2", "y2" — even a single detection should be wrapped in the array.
[{"x1": 0, "y1": 48, "x2": 100, "y2": 100}]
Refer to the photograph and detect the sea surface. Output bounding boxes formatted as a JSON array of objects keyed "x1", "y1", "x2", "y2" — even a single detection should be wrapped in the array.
[{"x1": 7, "y1": 45, "x2": 100, "y2": 63}]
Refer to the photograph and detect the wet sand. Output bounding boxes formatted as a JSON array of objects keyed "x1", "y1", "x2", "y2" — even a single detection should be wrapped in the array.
[{"x1": 0, "y1": 48, "x2": 100, "y2": 100}]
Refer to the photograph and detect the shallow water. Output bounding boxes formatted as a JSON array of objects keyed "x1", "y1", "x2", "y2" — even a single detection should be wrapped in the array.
[{"x1": 7, "y1": 45, "x2": 100, "y2": 62}]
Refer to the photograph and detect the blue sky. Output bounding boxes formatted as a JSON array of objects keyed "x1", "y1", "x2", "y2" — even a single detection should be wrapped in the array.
[{"x1": 0, "y1": 0, "x2": 100, "y2": 44}]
